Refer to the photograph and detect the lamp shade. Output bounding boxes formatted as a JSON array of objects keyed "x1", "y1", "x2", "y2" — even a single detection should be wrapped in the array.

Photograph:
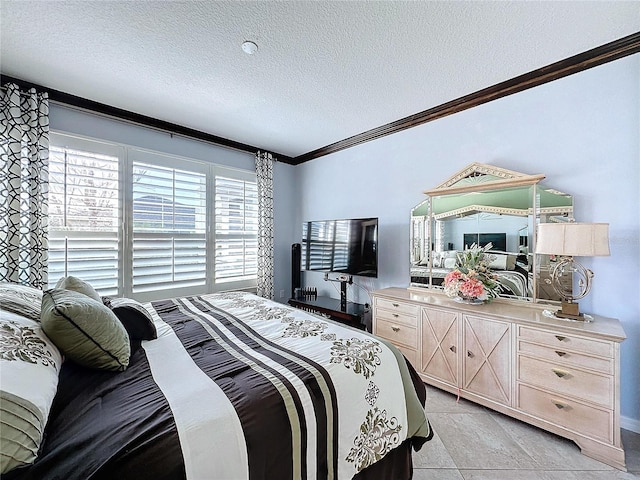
[{"x1": 535, "y1": 223, "x2": 610, "y2": 257}]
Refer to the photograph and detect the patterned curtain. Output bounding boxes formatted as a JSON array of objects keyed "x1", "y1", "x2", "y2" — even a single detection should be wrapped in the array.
[
  {"x1": 0, "y1": 83, "x2": 50, "y2": 288},
  {"x1": 255, "y1": 151, "x2": 274, "y2": 299}
]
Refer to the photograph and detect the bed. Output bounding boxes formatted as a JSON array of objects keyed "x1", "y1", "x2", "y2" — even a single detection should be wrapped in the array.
[
  {"x1": 0, "y1": 281, "x2": 431, "y2": 480},
  {"x1": 411, "y1": 264, "x2": 531, "y2": 297}
]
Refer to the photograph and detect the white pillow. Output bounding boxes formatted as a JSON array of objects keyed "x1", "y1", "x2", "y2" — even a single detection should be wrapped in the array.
[
  {"x1": 0, "y1": 311, "x2": 62, "y2": 474},
  {"x1": 489, "y1": 254, "x2": 508, "y2": 270},
  {"x1": 443, "y1": 257, "x2": 457, "y2": 269},
  {"x1": 489, "y1": 254, "x2": 517, "y2": 271}
]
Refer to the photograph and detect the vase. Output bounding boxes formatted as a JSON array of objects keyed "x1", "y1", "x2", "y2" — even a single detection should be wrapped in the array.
[{"x1": 454, "y1": 296, "x2": 484, "y2": 305}]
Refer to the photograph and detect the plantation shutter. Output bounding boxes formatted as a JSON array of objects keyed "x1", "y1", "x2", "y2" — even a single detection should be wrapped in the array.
[
  {"x1": 332, "y1": 220, "x2": 350, "y2": 270},
  {"x1": 302, "y1": 221, "x2": 334, "y2": 270},
  {"x1": 214, "y1": 175, "x2": 258, "y2": 282},
  {"x1": 49, "y1": 133, "x2": 258, "y2": 300},
  {"x1": 302, "y1": 220, "x2": 351, "y2": 271},
  {"x1": 132, "y1": 162, "x2": 207, "y2": 293},
  {"x1": 48, "y1": 146, "x2": 120, "y2": 295}
]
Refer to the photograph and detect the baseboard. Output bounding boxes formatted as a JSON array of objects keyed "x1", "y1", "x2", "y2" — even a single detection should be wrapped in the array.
[{"x1": 621, "y1": 415, "x2": 640, "y2": 434}]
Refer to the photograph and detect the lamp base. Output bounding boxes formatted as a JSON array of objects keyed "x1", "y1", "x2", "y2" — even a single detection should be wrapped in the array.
[
  {"x1": 555, "y1": 301, "x2": 586, "y2": 321},
  {"x1": 542, "y1": 309, "x2": 593, "y2": 323}
]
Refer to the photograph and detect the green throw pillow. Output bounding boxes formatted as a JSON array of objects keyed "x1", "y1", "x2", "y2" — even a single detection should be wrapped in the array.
[
  {"x1": 54, "y1": 276, "x2": 101, "y2": 302},
  {"x1": 41, "y1": 289, "x2": 130, "y2": 371}
]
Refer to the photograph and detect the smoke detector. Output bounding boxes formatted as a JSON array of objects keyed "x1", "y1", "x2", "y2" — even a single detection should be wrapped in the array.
[{"x1": 241, "y1": 41, "x2": 258, "y2": 55}]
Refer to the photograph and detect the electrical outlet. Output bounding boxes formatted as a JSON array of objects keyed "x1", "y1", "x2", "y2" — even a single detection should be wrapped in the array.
[{"x1": 279, "y1": 289, "x2": 285, "y2": 298}]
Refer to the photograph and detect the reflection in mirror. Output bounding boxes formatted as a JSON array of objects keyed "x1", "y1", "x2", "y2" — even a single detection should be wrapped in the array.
[
  {"x1": 535, "y1": 186, "x2": 575, "y2": 302},
  {"x1": 409, "y1": 163, "x2": 574, "y2": 305}
]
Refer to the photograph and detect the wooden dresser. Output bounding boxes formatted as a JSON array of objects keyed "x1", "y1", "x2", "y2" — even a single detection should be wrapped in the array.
[{"x1": 372, "y1": 287, "x2": 627, "y2": 470}]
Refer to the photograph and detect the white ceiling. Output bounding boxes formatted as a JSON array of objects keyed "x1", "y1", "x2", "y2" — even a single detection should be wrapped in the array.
[{"x1": 1, "y1": 1, "x2": 638, "y2": 159}]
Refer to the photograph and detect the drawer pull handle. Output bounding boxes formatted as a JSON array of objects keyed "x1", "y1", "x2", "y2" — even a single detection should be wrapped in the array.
[
  {"x1": 552, "y1": 369, "x2": 569, "y2": 378},
  {"x1": 392, "y1": 303, "x2": 399, "y2": 307},
  {"x1": 467, "y1": 350, "x2": 474, "y2": 358},
  {"x1": 552, "y1": 401, "x2": 569, "y2": 410},
  {"x1": 392, "y1": 313, "x2": 399, "y2": 318},
  {"x1": 391, "y1": 326, "x2": 400, "y2": 332},
  {"x1": 555, "y1": 335, "x2": 567, "y2": 342},
  {"x1": 555, "y1": 351, "x2": 567, "y2": 357},
  {"x1": 449, "y1": 345, "x2": 456, "y2": 353}
]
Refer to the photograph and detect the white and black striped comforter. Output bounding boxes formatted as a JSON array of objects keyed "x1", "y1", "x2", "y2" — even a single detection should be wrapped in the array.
[{"x1": 7, "y1": 292, "x2": 431, "y2": 480}]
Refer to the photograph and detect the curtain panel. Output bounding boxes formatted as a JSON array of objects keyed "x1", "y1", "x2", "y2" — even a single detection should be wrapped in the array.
[
  {"x1": 0, "y1": 83, "x2": 50, "y2": 288},
  {"x1": 255, "y1": 151, "x2": 274, "y2": 299}
]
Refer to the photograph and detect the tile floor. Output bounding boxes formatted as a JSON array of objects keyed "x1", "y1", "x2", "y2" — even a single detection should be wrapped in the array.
[{"x1": 413, "y1": 385, "x2": 640, "y2": 479}]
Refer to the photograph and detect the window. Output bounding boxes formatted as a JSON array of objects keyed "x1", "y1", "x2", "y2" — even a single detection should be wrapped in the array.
[
  {"x1": 131, "y1": 161, "x2": 207, "y2": 294},
  {"x1": 214, "y1": 175, "x2": 258, "y2": 282},
  {"x1": 49, "y1": 133, "x2": 258, "y2": 300},
  {"x1": 48, "y1": 141, "x2": 122, "y2": 296}
]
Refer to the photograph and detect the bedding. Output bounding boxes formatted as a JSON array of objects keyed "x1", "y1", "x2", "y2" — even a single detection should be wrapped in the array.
[
  {"x1": 0, "y1": 283, "x2": 43, "y2": 323},
  {"x1": 0, "y1": 309, "x2": 62, "y2": 474},
  {"x1": 4, "y1": 291, "x2": 431, "y2": 480},
  {"x1": 54, "y1": 275, "x2": 102, "y2": 302},
  {"x1": 40, "y1": 288, "x2": 131, "y2": 371},
  {"x1": 411, "y1": 264, "x2": 531, "y2": 297}
]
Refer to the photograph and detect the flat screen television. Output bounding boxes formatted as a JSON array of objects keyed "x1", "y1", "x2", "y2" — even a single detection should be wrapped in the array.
[
  {"x1": 463, "y1": 232, "x2": 507, "y2": 252},
  {"x1": 302, "y1": 217, "x2": 378, "y2": 277}
]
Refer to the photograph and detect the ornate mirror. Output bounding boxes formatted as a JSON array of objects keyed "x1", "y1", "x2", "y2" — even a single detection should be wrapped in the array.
[{"x1": 410, "y1": 163, "x2": 574, "y2": 304}]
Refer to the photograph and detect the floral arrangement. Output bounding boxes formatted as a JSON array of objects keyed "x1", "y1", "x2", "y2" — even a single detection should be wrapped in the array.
[{"x1": 443, "y1": 243, "x2": 503, "y2": 303}]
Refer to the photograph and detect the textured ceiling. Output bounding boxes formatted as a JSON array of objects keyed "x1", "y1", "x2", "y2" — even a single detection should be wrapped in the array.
[{"x1": 1, "y1": 1, "x2": 638, "y2": 159}]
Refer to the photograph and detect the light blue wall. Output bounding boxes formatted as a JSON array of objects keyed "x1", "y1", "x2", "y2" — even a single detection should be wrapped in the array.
[
  {"x1": 294, "y1": 54, "x2": 640, "y2": 427},
  {"x1": 50, "y1": 104, "x2": 255, "y2": 170},
  {"x1": 49, "y1": 104, "x2": 298, "y2": 306},
  {"x1": 48, "y1": 53, "x2": 640, "y2": 427}
]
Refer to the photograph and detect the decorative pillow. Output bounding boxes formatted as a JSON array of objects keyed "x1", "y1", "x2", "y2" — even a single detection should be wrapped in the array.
[
  {"x1": 489, "y1": 254, "x2": 508, "y2": 270},
  {"x1": 0, "y1": 310, "x2": 62, "y2": 474},
  {"x1": 102, "y1": 297, "x2": 157, "y2": 341},
  {"x1": 41, "y1": 289, "x2": 130, "y2": 371},
  {"x1": 488, "y1": 254, "x2": 517, "y2": 271},
  {"x1": 54, "y1": 276, "x2": 101, "y2": 302},
  {"x1": 0, "y1": 283, "x2": 42, "y2": 322},
  {"x1": 443, "y1": 257, "x2": 457, "y2": 269}
]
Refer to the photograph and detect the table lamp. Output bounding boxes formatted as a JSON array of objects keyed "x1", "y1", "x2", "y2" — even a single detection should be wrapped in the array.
[{"x1": 535, "y1": 222, "x2": 610, "y2": 320}]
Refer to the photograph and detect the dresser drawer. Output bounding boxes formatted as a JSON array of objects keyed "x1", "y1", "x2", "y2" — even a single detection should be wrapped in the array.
[
  {"x1": 518, "y1": 326, "x2": 612, "y2": 358},
  {"x1": 518, "y1": 341, "x2": 613, "y2": 374},
  {"x1": 375, "y1": 318, "x2": 417, "y2": 349},
  {"x1": 518, "y1": 356, "x2": 612, "y2": 407},
  {"x1": 376, "y1": 307, "x2": 418, "y2": 327},
  {"x1": 518, "y1": 384, "x2": 613, "y2": 443},
  {"x1": 375, "y1": 297, "x2": 419, "y2": 317}
]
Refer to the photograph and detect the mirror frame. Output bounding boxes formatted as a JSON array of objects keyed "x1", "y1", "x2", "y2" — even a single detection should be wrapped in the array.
[{"x1": 409, "y1": 162, "x2": 573, "y2": 306}]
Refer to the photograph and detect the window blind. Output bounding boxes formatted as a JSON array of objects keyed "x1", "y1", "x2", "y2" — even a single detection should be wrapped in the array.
[
  {"x1": 48, "y1": 133, "x2": 258, "y2": 300},
  {"x1": 132, "y1": 162, "x2": 207, "y2": 293},
  {"x1": 214, "y1": 175, "x2": 258, "y2": 282},
  {"x1": 48, "y1": 146, "x2": 120, "y2": 295}
]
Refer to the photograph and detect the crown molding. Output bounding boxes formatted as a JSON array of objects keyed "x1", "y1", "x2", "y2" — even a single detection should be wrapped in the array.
[
  {"x1": 0, "y1": 74, "x2": 296, "y2": 165},
  {"x1": 293, "y1": 31, "x2": 640, "y2": 164},
  {"x1": 3, "y1": 32, "x2": 637, "y2": 167}
]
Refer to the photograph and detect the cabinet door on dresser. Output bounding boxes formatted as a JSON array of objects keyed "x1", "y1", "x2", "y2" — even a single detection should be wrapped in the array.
[
  {"x1": 373, "y1": 297, "x2": 419, "y2": 369},
  {"x1": 420, "y1": 306, "x2": 459, "y2": 387},
  {"x1": 463, "y1": 315, "x2": 512, "y2": 405}
]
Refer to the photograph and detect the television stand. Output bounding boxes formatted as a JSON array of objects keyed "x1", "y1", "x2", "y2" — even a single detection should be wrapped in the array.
[{"x1": 288, "y1": 295, "x2": 369, "y2": 331}]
